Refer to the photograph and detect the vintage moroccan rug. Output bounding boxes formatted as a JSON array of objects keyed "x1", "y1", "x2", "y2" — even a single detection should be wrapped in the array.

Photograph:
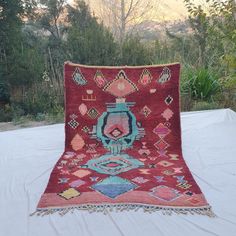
[{"x1": 34, "y1": 62, "x2": 214, "y2": 216}]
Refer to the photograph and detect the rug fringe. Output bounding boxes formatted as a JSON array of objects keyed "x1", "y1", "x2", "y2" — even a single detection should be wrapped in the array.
[{"x1": 30, "y1": 204, "x2": 216, "y2": 217}]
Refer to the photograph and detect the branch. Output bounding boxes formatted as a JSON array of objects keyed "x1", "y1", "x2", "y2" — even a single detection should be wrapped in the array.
[{"x1": 125, "y1": 0, "x2": 134, "y2": 20}]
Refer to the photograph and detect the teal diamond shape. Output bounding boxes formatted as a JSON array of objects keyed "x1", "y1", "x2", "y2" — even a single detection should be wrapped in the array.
[
  {"x1": 91, "y1": 176, "x2": 137, "y2": 199},
  {"x1": 86, "y1": 154, "x2": 144, "y2": 175}
]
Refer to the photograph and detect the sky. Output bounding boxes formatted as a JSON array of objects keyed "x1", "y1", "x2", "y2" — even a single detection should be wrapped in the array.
[{"x1": 67, "y1": 0, "x2": 209, "y2": 22}]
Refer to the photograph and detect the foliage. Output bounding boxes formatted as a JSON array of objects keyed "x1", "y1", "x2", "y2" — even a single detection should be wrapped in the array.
[
  {"x1": 66, "y1": 0, "x2": 118, "y2": 65},
  {"x1": 191, "y1": 101, "x2": 221, "y2": 111},
  {"x1": 119, "y1": 36, "x2": 153, "y2": 65},
  {"x1": 0, "y1": 79, "x2": 10, "y2": 102},
  {"x1": 181, "y1": 67, "x2": 220, "y2": 101}
]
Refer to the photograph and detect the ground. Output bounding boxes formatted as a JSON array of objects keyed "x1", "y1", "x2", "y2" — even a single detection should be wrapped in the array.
[{"x1": 0, "y1": 121, "x2": 51, "y2": 132}]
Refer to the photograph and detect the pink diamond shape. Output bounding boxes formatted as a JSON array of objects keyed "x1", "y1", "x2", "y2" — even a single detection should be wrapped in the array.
[
  {"x1": 150, "y1": 185, "x2": 180, "y2": 201},
  {"x1": 154, "y1": 139, "x2": 170, "y2": 150},
  {"x1": 153, "y1": 123, "x2": 171, "y2": 138}
]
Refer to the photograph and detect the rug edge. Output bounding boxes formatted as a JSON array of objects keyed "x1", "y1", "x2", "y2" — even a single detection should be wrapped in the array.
[{"x1": 30, "y1": 203, "x2": 215, "y2": 218}]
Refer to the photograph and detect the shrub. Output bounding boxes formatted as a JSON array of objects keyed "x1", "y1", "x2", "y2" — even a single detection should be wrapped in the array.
[
  {"x1": 191, "y1": 101, "x2": 220, "y2": 111},
  {"x1": 181, "y1": 67, "x2": 220, "y2": 101}
]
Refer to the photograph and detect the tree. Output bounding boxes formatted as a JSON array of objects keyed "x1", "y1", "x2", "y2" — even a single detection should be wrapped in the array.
[
  {"x1": 0, "y1": 0, "x2": 23, "y2": 100},
  {"x1": 94, "y1": 0, "x2": 154, "y2": 43},
  {"x1": 66, "y1": 0, "x2": 118, "y2": 65}
]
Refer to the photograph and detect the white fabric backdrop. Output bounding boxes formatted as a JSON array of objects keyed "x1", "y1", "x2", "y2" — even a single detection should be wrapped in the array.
[{"x1": 0, "y1": 109, "x2": 236, "y2": 236}]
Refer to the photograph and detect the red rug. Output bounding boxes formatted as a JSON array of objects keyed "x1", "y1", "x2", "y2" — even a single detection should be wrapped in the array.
[{"x1": 34, "y1": 62, "x2": 214, "y2": 216}]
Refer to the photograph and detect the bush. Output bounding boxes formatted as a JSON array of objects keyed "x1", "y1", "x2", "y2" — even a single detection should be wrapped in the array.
[
  {"x1": 181, "y1": 67, "x2": 220, "y2": 101},
  {"x1": 191, "y1": 101, "x2": 221, "y2": 111}
]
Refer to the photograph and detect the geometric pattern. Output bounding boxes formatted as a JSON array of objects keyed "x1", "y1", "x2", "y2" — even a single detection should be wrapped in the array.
[
  {"x1": 72, "y1": 169, "x2": 91, "y2": 178},
  {"x1": 69, "y1": 179, "x2": 85, "y2": 188},
  {"x1": 72, "y1": 68, "x2": 87, "y2": 86},
  {"x1": 36, "y1": 63, "x2": 212, "y2": 217},
  {"x1": 87, "y1": 107, "x2": 99, "y2": 119},
  {"x1": 176, "y1": 182, "x2": 192, "y2": 189},
  {"x1": 139, "y1": 69, "x2": 152, "y2": 86},
  {"x1": 149, "y1": 185, "x2": 180, "y2": 201},
  {"x1": 58, "y1": 188, "x2": 81, "y2": 200},
  {"x1": 93, "y1": 101, "x2": 143, "y2": 154},
  {"x1": 94, "y1": 70, "x2": 107, "y2": 87},
  {"x1": 153, "y1": 123, "x2": 171, "y2": 138},
  {"x1": 81, "y1": 126, "x2": 90, "y2": 133},
  {"x1": 132, "y1": 177, "x2": 149, "y2": 184},
  {"x1": 103, "y1": 70, "x2": 138, "y2": 98},
  {"x1": 154, "y1": 139, "x2": 170, "y2": 150},
  {"x1": 157, "y1": 160, "x2": 174, "y2": 167},
  {"x1": 161, "y1": 108, "x2": 174, "y2": 121},
  {"x1": 165, "y1": 95, "x2": 173, "y2": 105},
  {"x1": 91, "y1": 176, "x2": 137, "y2": 199},
  {"x1": 68, "y1": 119, "x2": 79, "y2": 129},
  {"x1": 140, "y1": 105, "x2": 152, "y2": 117},
  {"x1": 158, "y1": 67, "x2": 171, "y2": 84},
  {"x1": 86, "y1": 154, "x2": 144, "y2": 175}
]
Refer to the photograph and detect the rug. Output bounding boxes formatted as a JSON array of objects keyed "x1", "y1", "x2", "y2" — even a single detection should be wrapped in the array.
[{"x1": 34, "y1": 62, "x2": 214, "y2": 217}]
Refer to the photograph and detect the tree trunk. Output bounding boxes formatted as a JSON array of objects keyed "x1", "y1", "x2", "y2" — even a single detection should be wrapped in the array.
[{"x1": 120, "y1": 0, "x2": 126, "y2": 43}]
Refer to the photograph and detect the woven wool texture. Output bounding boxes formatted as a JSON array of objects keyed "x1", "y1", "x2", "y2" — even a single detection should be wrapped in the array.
[{"x1": 35, "y1": 62, "x2": 213, "y2": 216}]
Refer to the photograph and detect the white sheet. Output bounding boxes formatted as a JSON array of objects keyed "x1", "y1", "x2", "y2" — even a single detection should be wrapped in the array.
[{"x1": 0, "y1": 109, "x2": 236, "y2": 236}]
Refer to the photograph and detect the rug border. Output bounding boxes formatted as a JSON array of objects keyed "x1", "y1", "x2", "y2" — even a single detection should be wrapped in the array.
[{"x1": 31, "y1": 202, "x2": 215, "y2": 217}]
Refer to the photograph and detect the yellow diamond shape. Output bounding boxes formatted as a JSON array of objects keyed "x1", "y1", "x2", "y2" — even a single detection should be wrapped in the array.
[{"x1": 59, "y1": 188, "x2": 80, "y2": 200}]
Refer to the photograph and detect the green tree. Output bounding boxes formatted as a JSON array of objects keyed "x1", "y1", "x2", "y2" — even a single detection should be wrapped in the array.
[
  {"x1": 66, "y1": 0, "x2": 118, "y2": 65},
  {"x1": 119, "y1": 36, "x2": 153, "y2": 65}
]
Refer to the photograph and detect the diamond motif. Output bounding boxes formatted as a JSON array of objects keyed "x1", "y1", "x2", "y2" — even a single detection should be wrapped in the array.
[
  {"x1": 68, "y1": 119, "x2": 79, "y2": 129},
  {"x1": 82, "y1": 126, "x2": 90, "y2": 133},
  {"x1": 165, "y1": 95, "x2": 173, "y2": 105},
  {"x1": 103, "y1": 70, "x2": 138, "y2": 97},
  {"x1": 157, "y1": 160, "x2": 174, "y2": 167},
  {"x1": 87, "y1": 107, "x2": 99, "y2": 119},
  {"x1": 58, "y1": 188, "x2": 80, "y2": 200},
  {"x1": 139, "y1": 69, "x2": 152, "y2": 86},
  {"x1": 91, "y1": 176, "x2": 137, "y2": 199},
  {"x1": 109, "y1": 128, "x2": 123, "y2": 138},
  {"x1": 162, "y1": 169, "x2": 175, "y2": 175},
  {"x1": 140, "y1": 105, "x2": 152, "y2": 117},
  {"x1": 69, "y1": 179, "x2": 85, "y2": 188},
  {"x1": 150, "y1": 185, "x2": 180, "y2": 201},
  {"x1": 72, "y1": 68, "x2": 87, "y2": 86},
  {"x1": 72, "y1": 169, "x2": 91, "y2": 178},
  {"x1": 153, "y1": 123, "x2": 171, "y2": 138},
  {"x1": 132, "y1": 177, "x2": 149, "y2": 184},
  {"x1": 176, "y1": 182, "x2": 192, "y2": 189},
  {"x1": 86, "y1": 154, "x2": 144, "y2": 175},
  {"x1": 161, "y1": 108, "x2": 174, "y2": 121},
  {"x1": 154, "y1": 139, "x2": 170, "y2": 150}
]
